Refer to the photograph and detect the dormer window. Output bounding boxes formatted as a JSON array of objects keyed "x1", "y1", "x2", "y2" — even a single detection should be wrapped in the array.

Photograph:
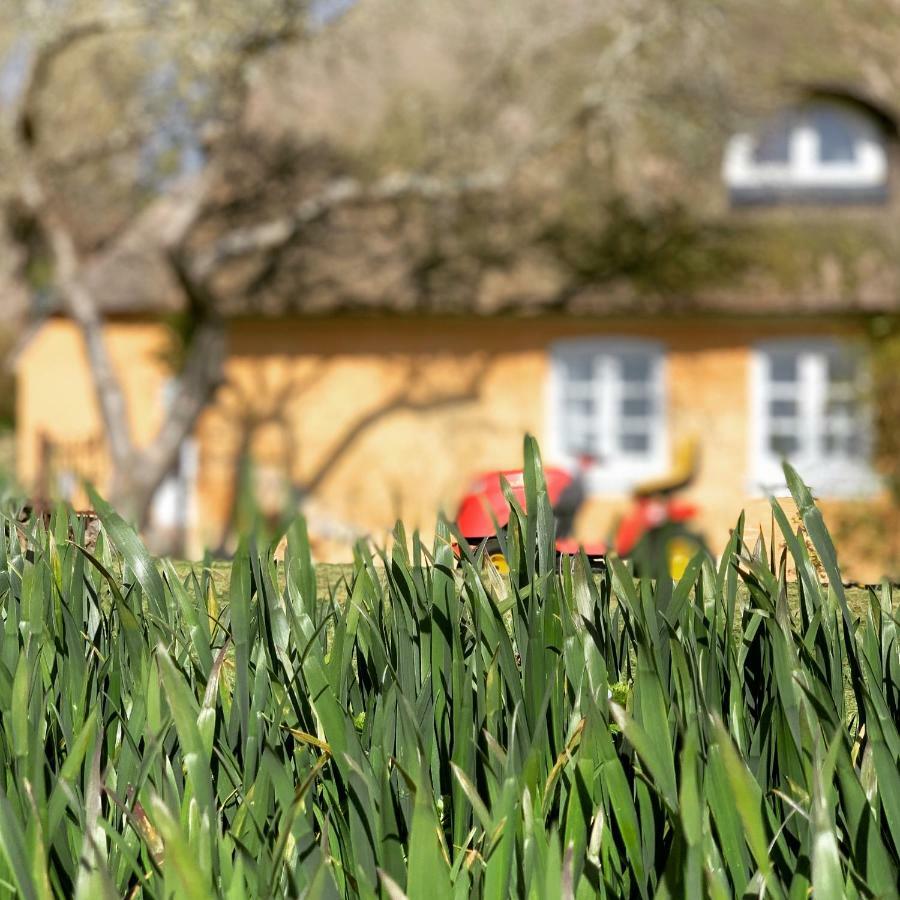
[{"x1": 724, "y1": 100, "x2": 889, "y2": 205}]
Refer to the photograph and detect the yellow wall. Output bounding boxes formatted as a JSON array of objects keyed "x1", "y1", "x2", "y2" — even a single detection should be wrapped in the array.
[
  {"x1": 16, "y1": 320, "x2": 172, "y2": 500},
  {"x1": 15, "y1": 315, "x2": 887, "y2": 579}
]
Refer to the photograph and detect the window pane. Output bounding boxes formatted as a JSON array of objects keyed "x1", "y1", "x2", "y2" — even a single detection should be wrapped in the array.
[
  {"x1": 565, "y1": 397, "x2": 594, "y2": 418},
  {"x1": 827, "y1": 352, "x2": 858, "y2": 387},
  {"x1": 570, "y1": 436, "x2": 600, "y2": 456},
  {"x1": 753, "y1": 114, "x2": 793, "y2": 164},
  {"x1": 619, "y1": 351, "x2": 655, "y2": 457},
  {"x1": 769, "y1": 398, "x2": 797, "y2": 418},
  {"x1": 769, "y1": 353, "x2": 798, "y2": 383},
  {"x1": 824, "y1": 350, "x2": 866, "y2": 464},
  {"x1": 621, "y1": 432, "x2": 650, "y2": 453},
  {"x1": 824, "y1": 432, "x2": 864, "y2": 458},
  {"x1": 769, "y1": 433, "x2": 799, "y2": 456},
  {"x1": 623, "y1": 396, "x2": 651, "y2": 417},
  {"x1": 811, "y1": 107, "x2": 857, "y2": 163},
  {"x1": 561, "y1": 416, "x2": 597, "y2": 451},
  {"x1": 826, "y1": 398, "x2": 855, "y2": 419},
  {"x1": 558, "y1": 350, "x2": 601, "y2": 458},
  {"x1": 763, "y1": 349, "x2": 803, "y2": 460},
  {"x1": 565, "y1": 356, "x2": 593, "y2": 382},
  {"x1": 621, "y1": 355, "x2": 651, "y2": 383}
]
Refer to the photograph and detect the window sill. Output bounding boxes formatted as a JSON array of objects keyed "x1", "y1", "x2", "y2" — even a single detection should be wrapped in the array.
[
  {"x1": 748, "y1": 467, "x2": 882, "y2": 500},
  {"x1": 730, "y1": 184, "x2": 888, "y2": 206},
  {"x1": 585, "y1": 462, "x2": 668, "y2": 497}
]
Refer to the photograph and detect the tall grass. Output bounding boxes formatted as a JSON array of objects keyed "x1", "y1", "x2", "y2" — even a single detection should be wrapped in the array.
[{"x1": 0, "y1": 436, "x2": 897, "y2": 898}]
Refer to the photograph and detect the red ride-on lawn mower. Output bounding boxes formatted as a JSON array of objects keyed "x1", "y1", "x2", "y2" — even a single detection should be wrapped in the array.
[{"x1": 455, "y1": 437, "x2": 706, "y2": 578}]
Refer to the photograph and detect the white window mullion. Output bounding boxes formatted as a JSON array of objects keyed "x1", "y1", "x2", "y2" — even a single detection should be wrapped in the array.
[
  {"x1": 802, "y1": 351, "x2": 826, "y2": 469},
  {"x1": 587, "y1": 354, "x2": 602, "y2": 459},
  {"x1": 598, "y1": 354, "x2": 617, "y2": 461},
  {"x1": 758, "y1": 353, "x2": 771, "y2": 473},
  {"x1": 651, "y1": 353, "x2": 664, "y2": 460},
  {"x1": 792, "y1": 118, "x2": 818, "y2": 182}
]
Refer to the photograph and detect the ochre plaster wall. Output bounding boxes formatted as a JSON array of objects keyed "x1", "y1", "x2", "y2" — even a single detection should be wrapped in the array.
[
  {"x1": 16, "y1": 319, "x2": 172, "y2": 503},
  {"x1": 15, "y1": 315, "x2": 886, "y2": 578}
]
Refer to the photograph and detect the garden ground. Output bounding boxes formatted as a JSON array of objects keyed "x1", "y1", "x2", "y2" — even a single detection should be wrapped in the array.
[{"x1": 179, "y1": 559, "x2": 877, "y2": 618}]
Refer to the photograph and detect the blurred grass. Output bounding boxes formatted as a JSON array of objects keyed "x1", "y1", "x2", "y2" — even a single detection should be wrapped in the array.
[
  {"x1": 177, "y1": 559, "x2": 874, "y2": 729},
  {"x1": 1, "y1": 439, "x2": 898, "y2": 896}
]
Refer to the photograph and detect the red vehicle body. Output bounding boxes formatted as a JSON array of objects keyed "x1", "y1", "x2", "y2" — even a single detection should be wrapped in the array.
[
  {"x1": 455, "y1": 467, "x2": 608, "y2": 560},
  {"x1": 455, "y1": 440, "x2": 703, "y2": 575}
]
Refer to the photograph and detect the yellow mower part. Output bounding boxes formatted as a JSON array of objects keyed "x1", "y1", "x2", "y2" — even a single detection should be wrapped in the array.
[
  {"x1": 488, "y1": 552, "x2": 510, "y2": 575},
  {"x1": 633, "y1": 435, "x2": 700, "y2": 498},
  {"x1": 666, "y1": 536, "x2": 699, "y2": 580}
]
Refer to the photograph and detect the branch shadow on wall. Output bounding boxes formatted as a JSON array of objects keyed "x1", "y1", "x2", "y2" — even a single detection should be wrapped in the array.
[{"x1": 207, "y1": 358, "x2": 489, "y2": 556}]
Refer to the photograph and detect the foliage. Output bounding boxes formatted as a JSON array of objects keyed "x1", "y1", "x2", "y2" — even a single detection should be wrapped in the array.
[
  {"x1": 538, "y1": 192, "x2": 752, "y2": 297},
  {"x1": 0, "y1": 330, "x2": 14, "y2": 430},
  {"x1": 0, "y1": 438, "x2": 898, "y2": 897},
  {"x1": 827, "y1": 319, "x2": 900, "y2": 577},
  {"x1": 868, "y1": 318, "x2": 900, "y2": 496}
]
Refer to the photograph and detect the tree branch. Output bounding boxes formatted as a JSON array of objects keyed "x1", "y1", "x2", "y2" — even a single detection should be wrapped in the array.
[
  {"x1": 11, "y1": 14, "x2": 224, "y2": 518},
  {"x1": 132, "y1": 314, "x2": 226, "y2": 521},
  {"x1": 43, "y1": 127, "x2": 149, "y2": 173},
  {"x1": 15, "y1": 16, "x2": 147, "y2": 149},
  {"x1": 189, "y1": 20, "x2": 675, "y2": 284},
  {"x1": 191, "y1": 168, "x2": 509, "y2": 278},
  {"x1": 11, "y1": 14, "x2": 159, "y2": 478},
  {"x1": 7, "y1": 5, "x2": 312, "y2": 528},
  {"x1": 19, "y1": 171, "x2": 136, "y2": 473},
  {"x1": 117, "y1": 187, "x2": 227, "y2": 522}
]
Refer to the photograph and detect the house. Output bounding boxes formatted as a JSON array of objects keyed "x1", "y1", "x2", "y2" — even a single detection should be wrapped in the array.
[{"x1": 12, "y1": 1, "x2": 900, "y2": 579}]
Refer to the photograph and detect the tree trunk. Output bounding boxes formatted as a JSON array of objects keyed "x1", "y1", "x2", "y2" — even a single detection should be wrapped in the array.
[{"x1": 104, "y1": 316, "x2": 226, "y2": 528}]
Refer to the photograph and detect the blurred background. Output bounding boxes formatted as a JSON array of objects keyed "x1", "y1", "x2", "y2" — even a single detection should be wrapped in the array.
[{"x1": 2, "y1": 0, "x2": 900, "y2": 579}]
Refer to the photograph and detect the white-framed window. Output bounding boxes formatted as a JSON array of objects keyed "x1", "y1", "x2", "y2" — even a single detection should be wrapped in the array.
[
  {"x1": 750, "y1": 339, "x2": 877, "y2": 496},
  {"x1": 723, "y1": 100, "x2": 888, "y2": 204},
  {"x1": 548, "y1": 339, "x2": 667, "y2": 493}
]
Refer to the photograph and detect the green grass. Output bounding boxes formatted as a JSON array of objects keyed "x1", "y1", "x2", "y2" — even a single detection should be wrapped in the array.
[{"x1": 0, "y1": 438, "x2": 898, "y2": 898}]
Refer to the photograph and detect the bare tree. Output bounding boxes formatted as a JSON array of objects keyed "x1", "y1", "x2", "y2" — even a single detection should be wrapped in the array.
[
  {"x1": 1, "y1": 0, "x2": 736, "y2": 526},
  {"x1": 1, "y1": 1, "x2": 308, "y2": 523}
]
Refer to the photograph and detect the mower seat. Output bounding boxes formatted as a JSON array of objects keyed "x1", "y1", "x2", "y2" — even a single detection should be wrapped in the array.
[{"x1": 633, "y1": 435, "x2": 700, "y2": 498}]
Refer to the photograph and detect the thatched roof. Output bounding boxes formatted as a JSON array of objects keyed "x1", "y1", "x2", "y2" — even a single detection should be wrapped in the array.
[
  {"x1": 70, "y1": 0, "x2": 900, "y2": 320},
  {"x1": 80, "y1": 191, "x2": 188, "y2": 317}
]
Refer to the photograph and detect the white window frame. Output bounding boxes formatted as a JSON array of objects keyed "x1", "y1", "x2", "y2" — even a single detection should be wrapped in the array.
[
  {"x1": 723, "y1": 102, "x2": 887, "y2": 199},
  {"x1": 749, "y1": 339, "x2": 878, "y2": 497},
  {"x1": 547, "y1": 338, "x2": 668, "y2": 495}
]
